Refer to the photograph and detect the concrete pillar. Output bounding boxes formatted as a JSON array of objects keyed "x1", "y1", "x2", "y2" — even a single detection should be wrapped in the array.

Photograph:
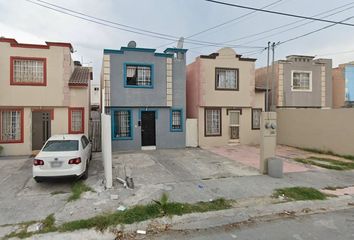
[
  {"x1": 260, "y1": 112, "x2": 277, "y2": 174},
  {"x1": 101, "y1": 113, "x2": 113, "y2": 188}
]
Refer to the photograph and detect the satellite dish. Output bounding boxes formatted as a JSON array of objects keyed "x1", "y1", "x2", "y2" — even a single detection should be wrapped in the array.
[
  {"x1": 177, "y1": 37, "x2": 184, "y2": 49},
  {"x1": 127, "y1": 41, "x2": 137, "y2": 48}
]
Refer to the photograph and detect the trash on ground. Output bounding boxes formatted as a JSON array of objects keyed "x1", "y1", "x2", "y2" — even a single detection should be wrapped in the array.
[
  {"x1": 110, "y1": 194, "x2": 119, "y2": 200},
  {"x1": 137, "y1": 230, "x2": 146, "y2": 234},
  {"x1": 117, "y1": 205, "x2": 127, "y2": 211}
]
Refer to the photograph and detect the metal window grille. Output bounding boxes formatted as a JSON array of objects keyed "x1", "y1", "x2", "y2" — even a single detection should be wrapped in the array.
[
  {"x1": 252, "y1": 109, "x2": 262, "y2": 129},
  {"x1": 216, "y1": 69, "x2": 237, "y2": 89},
  {"x1": 126, "y1": 65, "x2": 151, "y2": 86},
  {"x1": 206, "y1": 109, "x2": 220, "y2": 135},
  {"x1": 13, "y1": 59, "x2": 44, "y2": 84},
  {"x1": 0, "y1": 110, "x2": 21, "y2": 141},
  {"x1": 115, "y1": 111, "x2": 131, "y2": 138},
  {"x1": 172, "y1": 110, "x2": 181, "y2": 129},
  {"x1": 71, "y1": 110, "x2": 83, "y2": 132},
  {"x1": 293, "y1": 72, "x2": 310, "y2": 90}
]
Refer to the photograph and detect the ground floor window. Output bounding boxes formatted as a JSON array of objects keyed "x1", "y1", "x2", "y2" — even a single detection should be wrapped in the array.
[
  {"x1": 171, "y1": 109, "x2": 182, "y2": 131},
  {"x1": 68, "y1": 108, "x2": 84, "y2": 134},
  {"x1": 113, "y1": 110, "x2": 132, "y2": 139},
  {"x1": 0, "y1": 109, "x2": 23, "y2": 143},
  {"x1": 252, "y1": 108, "x2": 262, "y2": 130},
  {"x1": 205, "y1": 108, "x2": 221, "y2": 136}
]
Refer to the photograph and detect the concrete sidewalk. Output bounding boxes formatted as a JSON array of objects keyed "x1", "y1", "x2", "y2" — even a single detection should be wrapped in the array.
[
  {"x1": 1, "y1": 148, "x2": 354, "y2": 239},
  {"x1": 13, "y1": 195, "x2": 354, "y2": 240}
]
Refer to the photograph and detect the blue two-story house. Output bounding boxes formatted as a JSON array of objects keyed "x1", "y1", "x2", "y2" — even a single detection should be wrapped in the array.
[{"x1": 101, "y1": 41, "x2": 187, "y2": 151}]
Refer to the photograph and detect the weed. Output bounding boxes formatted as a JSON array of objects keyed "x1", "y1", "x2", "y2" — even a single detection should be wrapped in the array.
[
  {"x1": 5, "y1": 195, "x2": 233, "y2": 238},
  {"x1": 67, "y1": 181, "x2": 94, "y2": 202},
  {"x1": 295, "y1": 157, "x2": 354, "y2": 170},
  {"x1": 273, "y1": 187, "x2": 326, "y2": 201},
  {"x1": 297, "y1": 147, "x2": 354, "y2": 161},
  {"x1": 50, "y1": 191, "x2": 67, "y2": 195},
  {"x1": 323, "y1": 186, "x2": 347, "y2": 190}
]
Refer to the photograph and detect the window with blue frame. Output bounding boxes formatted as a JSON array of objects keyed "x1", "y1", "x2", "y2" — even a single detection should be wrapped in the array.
[
  {"x1": 126, "y1": 64, "x2": 152, "y2": 87},
  {"x1": 113, "y1": 110, "x2": 132, "y2": 139},
  {"x1": 171, "y1": 109, "x2": 182, "y2": 131}
]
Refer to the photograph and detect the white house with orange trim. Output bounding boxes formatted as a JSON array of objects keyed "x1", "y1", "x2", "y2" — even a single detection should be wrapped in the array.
[{"x1": 0, "y1": 37, "x2": 92, "y2": 156}]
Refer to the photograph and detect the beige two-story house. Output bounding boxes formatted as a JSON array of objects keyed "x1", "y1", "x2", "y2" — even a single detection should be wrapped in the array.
[
  {"x1": 0, "y1": 37, "x2": 92, "y2": 156},
  {"x1": 186, "y1": 48, "x2": 266, "y2": 147}
]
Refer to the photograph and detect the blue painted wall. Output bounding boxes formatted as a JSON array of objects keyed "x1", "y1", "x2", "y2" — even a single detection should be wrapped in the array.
[
  {"x1": 345, "y1": 66, "x2": 354, "y2": 102},
  {"x1": 105, "y1": 47, "x2": 187, "y2": 151}
]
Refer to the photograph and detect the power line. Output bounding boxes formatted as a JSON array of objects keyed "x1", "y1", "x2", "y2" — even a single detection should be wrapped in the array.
[
  {"x1": 278, "y1": 16, "x2": 353, "y2": 45},
  {"x1": 222, "y1": 2, "x2": 354, "y2": 44},
  {"x1": 237, "y1": 5, "x2": 354, "y2": 46},
  {"x1": 156, "y1": 0, "x2": 284, "y2": 49},
  {"x1": 25, "y1": 0, "x2": 264, "y2": 49},
  {"x1": 188, "y1": 1, "x2": 354, "y2": 51},
  {"x1": 205, "y1": 0, "x2": 354, "y2": 27}
]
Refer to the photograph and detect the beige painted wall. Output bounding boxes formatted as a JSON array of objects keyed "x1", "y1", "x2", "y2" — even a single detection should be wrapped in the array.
[
  {"x1": 0, "y1": 42, "x2": 90, "y2": 156},
  {"x1": 277, "y1": 108, "x2": 354, "y2": 155},
  {"x1": 0, "y1": 43, "x2": 73, "y2": 106},
  {"x1": 187, "y1": 48, "x2": 265, "y2": 147},
  {"x1": 198, "y1": 107, "x2": 262, "y2": 147},
  {"x1": 70, "y1": 87, "x2": 90, "y2": 136},
  {"x1": 199, "y1": 48, "x2": 256, "y2": 107}
]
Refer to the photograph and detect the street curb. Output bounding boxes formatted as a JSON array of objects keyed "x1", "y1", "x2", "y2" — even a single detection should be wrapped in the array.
[{"x1": 16, "y1": 195, "x2": 354, "y2": 240}]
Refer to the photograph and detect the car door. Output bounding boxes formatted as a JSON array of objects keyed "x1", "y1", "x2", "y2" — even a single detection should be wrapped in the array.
[
  {"x1": 80, "y1": 136, "x2": 89, "y2": 165},
  {"x1": 82, "y1": 136, "x2": 91, "y2": 161}
]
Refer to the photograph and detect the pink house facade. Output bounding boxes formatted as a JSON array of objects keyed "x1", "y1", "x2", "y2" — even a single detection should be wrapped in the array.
[{"x1": 186, "y1": 48, "x2": 266, "y2": 147}]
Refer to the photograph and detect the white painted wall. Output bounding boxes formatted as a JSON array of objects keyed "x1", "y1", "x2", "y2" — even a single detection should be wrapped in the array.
[
  {"x1": 101, "y1": 113, "x2": 112, "y2": 188},
  {"x1": 186, "y1": 118, "x2": 198, "y2": 147}
]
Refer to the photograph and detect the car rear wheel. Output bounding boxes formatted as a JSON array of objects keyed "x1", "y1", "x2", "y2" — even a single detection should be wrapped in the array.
[{"x1": 34, "y1": 177, "x2": 42, "y2": 183}]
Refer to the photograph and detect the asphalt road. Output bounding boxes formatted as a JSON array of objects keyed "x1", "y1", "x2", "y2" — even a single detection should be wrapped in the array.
[{"x1": 154, "y1": 209, "x2": 354, "y2": 240}]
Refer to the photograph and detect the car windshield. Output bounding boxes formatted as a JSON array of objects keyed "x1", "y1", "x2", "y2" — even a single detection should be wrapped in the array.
[{"x1": 42, "y1": 140, "x2": 79, "y2": 152}]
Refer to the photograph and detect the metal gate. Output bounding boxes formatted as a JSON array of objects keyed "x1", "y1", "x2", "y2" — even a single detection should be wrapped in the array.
[{"x1": 89, "y1": 119, "x2": 101, "y2": 152}]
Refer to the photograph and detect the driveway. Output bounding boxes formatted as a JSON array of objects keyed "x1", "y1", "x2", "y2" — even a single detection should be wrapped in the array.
[
  {"x1": 0, "y1": 153, "x2": 105, "y2": 227},
  {"x1": 205, "y1": 145, "x2": 320, "y2": 173}
]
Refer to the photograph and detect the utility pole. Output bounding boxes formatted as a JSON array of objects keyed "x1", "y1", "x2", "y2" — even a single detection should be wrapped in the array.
[
  {"x1": 271, "y1": 42, "x2": 276, "y2": 111},
  {"x1": 266, "y1": 42, "x2": 271, "y2": 112}
]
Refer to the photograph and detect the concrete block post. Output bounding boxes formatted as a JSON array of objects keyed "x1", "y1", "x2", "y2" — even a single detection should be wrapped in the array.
[
  {"x1": 101, "y1": 113, "x2": 113, "y2": 188},
  {"x1": 260, "y1": 112, "x2": 277, "y2": 174}
]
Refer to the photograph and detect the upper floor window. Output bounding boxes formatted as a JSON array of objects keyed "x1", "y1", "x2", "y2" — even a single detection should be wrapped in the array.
[
  {"x1": 11, "y1": 57, "x2": 46, "y2": 86},
  {"x1": 125, "y1": 64, "x2": 153, "y2": 88},
  {"x1": 291, "y1": 71, "x2": 312, "y2": 91},
  {"x1": 215, "y1": 68, "x2": 239, "y2": 90}
]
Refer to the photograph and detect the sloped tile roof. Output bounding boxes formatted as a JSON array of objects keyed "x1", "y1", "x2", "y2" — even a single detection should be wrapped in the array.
[{"x1": 69, "y1": 67, "x2": 91, "y2": 86}]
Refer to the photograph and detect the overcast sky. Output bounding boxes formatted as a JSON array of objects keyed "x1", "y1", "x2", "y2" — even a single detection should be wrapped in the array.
[{"x1": 1, "y1": 0, "x2": 354, "y2": 83}]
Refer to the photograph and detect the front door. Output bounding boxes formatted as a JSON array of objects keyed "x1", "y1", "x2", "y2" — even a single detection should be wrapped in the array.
[
  {"x1": 141, "y1": 111, "x2": 156, "y2": 146},
  {"x1": 32, "y1": 111, "x2": 51, "y2": 150},
  {"x1": 229, "y1": 111, "x2": 240, "y2": 140}
]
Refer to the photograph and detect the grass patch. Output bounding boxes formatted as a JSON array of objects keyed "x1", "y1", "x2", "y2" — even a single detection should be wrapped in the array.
[
  {"x1": 295, "y1": 156, "x2": 354, "y2": 170},
  {"x1": 67, "y1": 181, "x2": 94, "y2": 202},
  {"x1": 297, "y1": 147, "x2": 354, "y2": 161},
  {"x1": 5, "y1": 194, "x2": 233, "y2": 238},
  {"x1": 274, "y1": 187, "x2": 326, "y2": 201},
  {"x1": 4, "y1": 214, "x2": 57, "y2": 239},
  {"x1": 60, "y1": 194, "x2": 232, "y2": 232},
  {"x1": 324, "y1": 186, "x2": 347, "y2": 191}
]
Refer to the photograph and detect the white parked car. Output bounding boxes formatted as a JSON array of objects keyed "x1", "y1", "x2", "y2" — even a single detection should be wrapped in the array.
[{"x1": 33, "y1": 134, "x2": 92, "y2": 182}]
